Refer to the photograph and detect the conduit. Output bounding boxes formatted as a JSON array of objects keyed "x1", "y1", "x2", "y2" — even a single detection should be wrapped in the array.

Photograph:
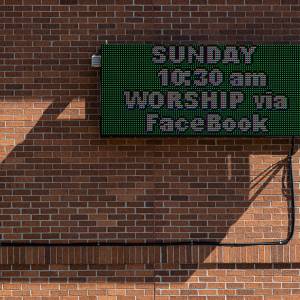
[{"x1": 0, "y1": 137, "x2": 295, "y2": 247}]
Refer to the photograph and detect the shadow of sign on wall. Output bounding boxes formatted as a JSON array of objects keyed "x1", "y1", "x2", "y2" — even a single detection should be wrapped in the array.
[{"x1": 0, "y1": 97, "x2": 293, "y2": 249}]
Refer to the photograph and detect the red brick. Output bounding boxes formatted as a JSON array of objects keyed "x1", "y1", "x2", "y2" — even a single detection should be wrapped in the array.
[{"x1": 0, "y1": 1, "x2": 299, "y2": 298}]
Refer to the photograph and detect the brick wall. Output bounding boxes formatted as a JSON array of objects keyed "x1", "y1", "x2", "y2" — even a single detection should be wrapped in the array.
[{"x1": 1, "y1": 0, "x2": 300, "y2": 299}]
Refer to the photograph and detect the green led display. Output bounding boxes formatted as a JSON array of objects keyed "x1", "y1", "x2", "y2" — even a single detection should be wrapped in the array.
[{"x1": 101, "y1": 44, "x2": 300, "y2": 136}]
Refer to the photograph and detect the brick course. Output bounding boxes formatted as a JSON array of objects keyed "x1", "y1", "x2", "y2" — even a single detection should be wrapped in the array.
[{"x1": 1, "y1": 0, "x2": 300, "y2": 298}]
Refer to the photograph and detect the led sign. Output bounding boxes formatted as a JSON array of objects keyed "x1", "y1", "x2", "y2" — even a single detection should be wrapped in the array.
[{"x1": 101, "y1": 44, "x2": 300, "y2": 136}]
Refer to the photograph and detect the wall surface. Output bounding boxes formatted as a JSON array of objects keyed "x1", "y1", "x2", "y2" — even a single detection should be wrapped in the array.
[{"x1": 1, "y1": 0, "x2": 300, "y2": 299}]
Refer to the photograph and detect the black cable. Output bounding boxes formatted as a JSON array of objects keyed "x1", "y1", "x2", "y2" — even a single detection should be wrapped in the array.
[{"x1": 0, "y1": 137, "x2": 295, "y2": 247}]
